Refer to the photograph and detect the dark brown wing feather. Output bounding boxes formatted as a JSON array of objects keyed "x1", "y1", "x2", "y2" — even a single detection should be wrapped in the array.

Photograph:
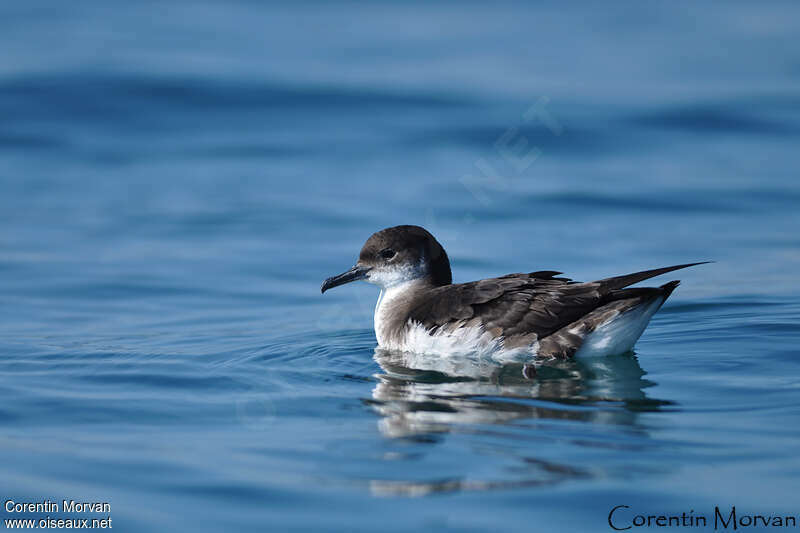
[
  {"x1": 407, "y1": 264, "x2": 705, "y2": 340},
  {"x1": 409, "y1": 273, "x2": 603, "y2": 339}
]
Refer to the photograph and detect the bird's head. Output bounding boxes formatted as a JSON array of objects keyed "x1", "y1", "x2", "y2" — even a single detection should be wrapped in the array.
[{"x1": 321, "y1": 225, "x2": 452, "y2": 293}]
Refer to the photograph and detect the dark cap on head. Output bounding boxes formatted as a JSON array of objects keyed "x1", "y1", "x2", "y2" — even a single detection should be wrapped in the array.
[
  {"x1": 359, "y1": 225, "x2": 452, "y2": 286},
  {"x1": 321, "y1": 225, "x2": 452, "y2": 293}
]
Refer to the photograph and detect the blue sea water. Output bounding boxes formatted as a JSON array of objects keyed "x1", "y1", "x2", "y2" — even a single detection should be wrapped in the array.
[{"x1": 1, "y1": 1, "x2": 799, "y2": 531}]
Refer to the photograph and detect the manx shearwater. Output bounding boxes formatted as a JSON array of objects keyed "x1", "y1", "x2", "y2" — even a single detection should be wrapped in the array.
[{"x1": 321, "y1": 225, "x2": 706, "y2": 359}]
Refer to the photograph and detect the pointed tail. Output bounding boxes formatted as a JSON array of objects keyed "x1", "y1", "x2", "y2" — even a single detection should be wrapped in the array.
[{"x1": 599, "y1": 262, "x2": 710, "y2": 291}]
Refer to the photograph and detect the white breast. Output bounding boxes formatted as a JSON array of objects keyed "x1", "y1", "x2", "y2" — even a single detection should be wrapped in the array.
[{"x1": 373, "y1": 283, "x2": 411, "y2": 348}]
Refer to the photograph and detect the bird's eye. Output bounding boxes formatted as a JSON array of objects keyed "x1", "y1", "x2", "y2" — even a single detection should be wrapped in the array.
[{"x1": 379, "y1": 248, "x2": 396, "y2": 260}]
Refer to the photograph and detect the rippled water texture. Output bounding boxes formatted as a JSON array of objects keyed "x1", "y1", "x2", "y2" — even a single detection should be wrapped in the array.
[{"x1": 1, "y1": 1, "x2": 799, "y2": 531}]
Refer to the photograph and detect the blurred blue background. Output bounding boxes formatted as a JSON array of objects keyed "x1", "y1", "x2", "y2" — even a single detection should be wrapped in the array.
[{"x1": 1, "y1": 1, "x2": 799, "y2": 531}]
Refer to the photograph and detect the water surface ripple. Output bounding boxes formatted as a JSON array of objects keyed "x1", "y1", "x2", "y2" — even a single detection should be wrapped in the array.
[{"x1": 1, "y1": 1, "x2": 799, "y2": 531}]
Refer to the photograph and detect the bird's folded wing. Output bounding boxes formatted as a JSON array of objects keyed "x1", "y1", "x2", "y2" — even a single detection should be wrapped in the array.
[
  {"x1": 407, "y1": 263, "x2": 706, "y2": 340},
  {"x1": 408, "y1": 272, "x2": 606, "y2": 339}
]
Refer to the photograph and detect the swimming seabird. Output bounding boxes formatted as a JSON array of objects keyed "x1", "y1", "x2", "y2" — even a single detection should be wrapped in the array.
[{"x1": 321, "y1": 225, "x2": 706, "y2": 359}]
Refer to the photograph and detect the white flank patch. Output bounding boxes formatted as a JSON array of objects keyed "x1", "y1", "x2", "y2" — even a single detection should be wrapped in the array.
[
  {"x1": 387, "y1": 321, "x2": 537, "y2": 365},
  {"x1": 574, "y1": 297, "x2": 664, "y2": 358}
]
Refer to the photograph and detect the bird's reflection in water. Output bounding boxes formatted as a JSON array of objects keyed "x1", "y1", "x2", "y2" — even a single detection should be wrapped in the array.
[{"x1": 367, "y1": 348, "x2": 673, "y2": 496}]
